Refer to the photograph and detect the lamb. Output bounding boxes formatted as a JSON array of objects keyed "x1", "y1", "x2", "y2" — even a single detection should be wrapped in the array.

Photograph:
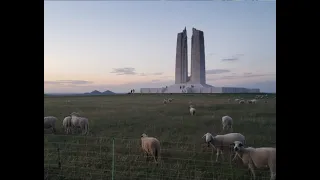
[
  {"x1": 231, "y1": 141, "x2": 276, "y2": 180},
  {"x1": 221, "y1": 116, "x2": 233, "y2": 132},
  {"x1": 239, "y1": 100, "x2": 245, "y2": 104},
  {"x1": 140, "y1": 133, "x2": 161, "y2": 163},
  {"x1": 44, "y1": 116, "x2": 57, "y2": 133},
  {"x1": 189, "y1": 105, "x2": 196, "y2": 116},
  {"x1": 70, "y1": 113, "x2": 89, "y2": 135},
  {"x1": 62, "y1": 116, "x2": 72, "y2": 134},
  {"x1": 202, "y1": 132, "x2": 245, "y2": 162}
]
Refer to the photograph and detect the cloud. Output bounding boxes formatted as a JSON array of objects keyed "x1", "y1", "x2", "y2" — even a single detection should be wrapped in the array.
[
  {"x1": 221, "y1": 54, "x2": 244, "y2": 62},
  {"x1": 206, "y1": 69, "x2": 230, "y2": 74},
  {"x1": 110, "y1": 67, "x2": 136, "y2": 75},
  {"x1": 139, "y1": 72, "x2": 163, "y2": 76},
  {"x1": 110, "y1": 67, "x2": 163, "y2": 76},
  {"x1": 44, "y1": 80, "x2": 93, "y2": 85}
]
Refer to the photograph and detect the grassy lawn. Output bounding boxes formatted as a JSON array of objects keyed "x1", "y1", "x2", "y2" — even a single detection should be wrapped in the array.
[{"x1": 44, "y1": 94, "x2": 276, "y2": 180}]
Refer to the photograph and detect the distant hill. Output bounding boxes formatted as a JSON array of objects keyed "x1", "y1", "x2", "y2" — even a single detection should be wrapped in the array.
[
  {"x1": 45, "y1": 90, "x2": 116, "y2": 96},
  {"x1": 84, "y1": 90, "x2": 116, "y2": 95}
]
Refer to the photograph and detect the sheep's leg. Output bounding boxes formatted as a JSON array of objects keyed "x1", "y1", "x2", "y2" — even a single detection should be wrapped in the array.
[
  {"x1": 220, "y1": 150, "x2": 225, "y2": 162},
  {"x1": 145, "y1": 153, "x2": 149, "y2": 162},
  {"x1": 270, "y1": 165, "x2": 276, "y2": 180},
  {"x1": 52, "y1": 127, "x2": 56, "y2": 134},
  {"x1": 270, "y1": 172, "x2": 276, "y2": 180},
  {"x1": 248, "y1": 164, "x2": 256, "y2": 180},
  {"x1": 215, "y1": 150, "x2": 220, "y2": 162},
  {"x1": 231, "y1": 152, "x2": 239, "y2": 161}
]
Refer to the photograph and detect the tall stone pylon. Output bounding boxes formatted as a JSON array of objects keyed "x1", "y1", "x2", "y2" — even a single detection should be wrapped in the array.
[
  {"x1": 191, "y1": 27, "x2": 206, "y2": 84},
  {"x1": 175, "y1": 27, "x2": 188, "y2": 84}
]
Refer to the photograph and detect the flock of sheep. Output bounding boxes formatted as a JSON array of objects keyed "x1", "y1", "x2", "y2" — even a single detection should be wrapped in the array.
[
  {"x1": 44, "y1": 95, "x2": 275, "y2": 180},
  {"x1": 230, "y1": 94, "x2": 273, "y2": 104},
  {"x1": 155, "y1": 95, "x2": 276, "y2": 180},
  {"x1": 44, "y1": 112, "x2": 89, "y2": 135}
]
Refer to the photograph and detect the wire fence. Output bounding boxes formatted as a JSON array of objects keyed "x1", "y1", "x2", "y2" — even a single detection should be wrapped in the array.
[{"x1": 44, "y1": 134, "x2": 272, "y2": 180}]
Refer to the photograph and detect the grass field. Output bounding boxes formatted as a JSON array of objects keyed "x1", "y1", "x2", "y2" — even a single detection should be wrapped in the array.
[{"x1": 44, "y1": 94, "x2": 276, "y2": 180}]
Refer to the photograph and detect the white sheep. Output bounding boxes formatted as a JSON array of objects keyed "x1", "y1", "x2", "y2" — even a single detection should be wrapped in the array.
[
  {"x1": 140, "y1": 133, "x2": 161, "y2": 163},
  {"x1": 189, "y1": 105, "x2": 196, "y2": 116},
  {"x1": 202, "y1": 132, "x2": 245, "y2": 162},
  {"x1": 70, "y1": 113, "x2": 89, "y2": 135},
  {"x1": 231, "y1": 141, "x2": 276, "y2": 180},
  {"x1": 168, "y1": 98, "x2": 173, "y2": 102},
  {"x1": 234, "y1": 98, "x2": 240, "y2": 102},
  {"x1": 62, "y1": 116, "x2": 72, "y2": 134},
  {"x1": 239, "y1": 100, "x2": 245, "y2": 104},
  {"x1": 222, "y1": 116, "x2": 233, "y2": 132},
  {"x1": 163, "y1": 99, "x2": 168, "y2": 104},
  {"x1": 44, "y1": 116, "x2": 57, "y2": 133}
]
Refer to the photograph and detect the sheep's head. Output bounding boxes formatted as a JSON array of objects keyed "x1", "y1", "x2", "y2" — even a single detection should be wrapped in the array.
[
  {"x1": 141, "y1": 133, "x2": 148, "y2": 138},
  {"x1": 202, "y1": 133, "x2": 214, "y2": 147},
  {"x1": 189, "y1": 105, "x2": 194, "y2": 109},
  {"x1": 230, "y1": 141, "x2": 244, "y2": 152}
]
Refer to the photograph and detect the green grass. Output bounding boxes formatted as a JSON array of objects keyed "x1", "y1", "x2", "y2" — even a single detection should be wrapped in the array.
[{"x1": 44, "y1": 94, "x2": 276, "y2": 180}]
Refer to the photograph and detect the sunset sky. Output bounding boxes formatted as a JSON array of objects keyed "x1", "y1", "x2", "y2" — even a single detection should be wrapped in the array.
[{"x1": 44, "y1": 1, "x2": 276, "y2": 93}]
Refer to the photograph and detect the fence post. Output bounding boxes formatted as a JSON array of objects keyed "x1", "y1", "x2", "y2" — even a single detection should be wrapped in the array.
[{"x1": 112, "y1": 138, "x2": 115, "y2": 180}]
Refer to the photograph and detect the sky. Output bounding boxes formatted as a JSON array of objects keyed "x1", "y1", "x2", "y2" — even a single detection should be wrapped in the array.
[{"x1": 44, "y1": 1, "x2": 276, "y2": 93}]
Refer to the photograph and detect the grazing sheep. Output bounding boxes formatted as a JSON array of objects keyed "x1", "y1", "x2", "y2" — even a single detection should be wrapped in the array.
[
  {"x1": 62, "y1": 116, "x2": 72, "y2": 134},
  {"x1": 163, "y1": 99, "x2": 168, "y2": 104},
  {"x1": 44, "y1": 116, "x2": 57, "y2": 133},
  {"x1": 247, "y1": 100, "x2": 253, "y2": 104},
  {"x1": 168, "y1": 98, "x2": 173, "y2": 102},
  {"x1": 70, "y1": 113, "x2": 89, "y2": 135},
  {"x1": 189, "y1": 105, "x2": 196, "y2": 116},
  {"x1": 222, "y1": 116, "x2": 233, "y2": 132},
  {"x1": 202, "y1": 132, "x2": 245, "y2": 162},
  {"x1": 140, "y1": 133, "x2": 161, "y2": 163},
  {"x1": 239, "y1": 100, "x2": 245, "y2": 104},
  {"x1": 231, "y1": 141, "x2": 276, "y2": 180},
  {"x1": 235, "y1": 98, "x2": 240, "y2": 102}
]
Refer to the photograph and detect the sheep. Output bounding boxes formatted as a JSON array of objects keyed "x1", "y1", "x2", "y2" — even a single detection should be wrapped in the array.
[
  {"x1": 44, "y1": 116, "x2": 57, "y2": 133},
  {"x1": 248, "y1": 99, "x2": 257, "y2": 104},
  {"x1": 221, "y1": 116, "x2": 233, "y2": 132},
  {"x1": 189, "y1": 105, "x2": 196, "y2": 116},
  {"x1": 234, "y1": 98, "x2": 240, "y2": 102},
  {"x1": 168, "y1": 98, "x2": 173, "y2": 102},
  {"x1": 231, "y1": 141, "x2": 276, "y2": 180},
  {"x1": 70, "y1": 113, "x2": 89, "y2": 135},
  {"x1": 202, "y1": 132, "x2": 245, "y2": 162},
  {"x1": 163, "y1": 99, "x2": 168, "y2": 104},
  {"x1": 140, "y1": 133, "x2": 161, "y2": 163},
  {"x1": 239, "y1": 100, "x2": 245, "y2": 104},
  {"x1": 62, "y1": 116, "x2": 72, "y2": 134}
]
